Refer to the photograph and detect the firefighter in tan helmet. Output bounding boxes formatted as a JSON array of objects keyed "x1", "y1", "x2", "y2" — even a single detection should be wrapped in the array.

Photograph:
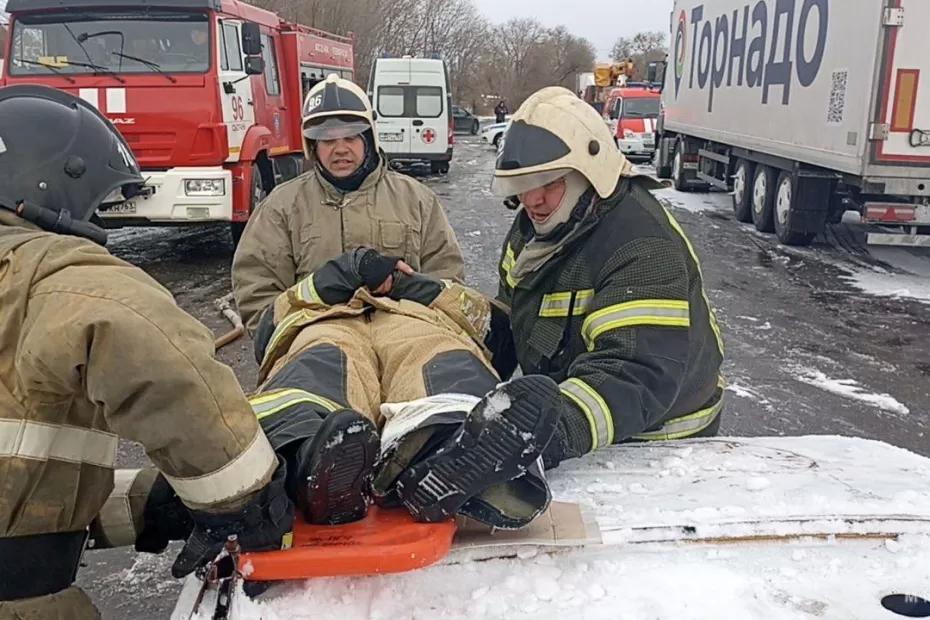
[
  {"x1": 388, "y1": 86, "x2": 726, "y2": 469},
  {"x1": 0, "y1": 85, "x2": 295, "y2": 618},
  {"x1": 232, "y1": 75, "x2": 561, "y2": 531}
]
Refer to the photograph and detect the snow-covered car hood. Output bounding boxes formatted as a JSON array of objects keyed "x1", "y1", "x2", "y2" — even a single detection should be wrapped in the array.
[{"x1": 174, "y1": 436, "x2": 930, "y2": 619}]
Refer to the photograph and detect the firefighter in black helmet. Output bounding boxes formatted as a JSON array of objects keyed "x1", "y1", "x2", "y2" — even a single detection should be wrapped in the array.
[{"x1": 0, "y1": 85, "x2": 293, "y2": 618}]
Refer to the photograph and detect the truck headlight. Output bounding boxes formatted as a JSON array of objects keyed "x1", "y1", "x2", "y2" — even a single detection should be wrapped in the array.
[
  {"x1": 184, "y1": 179, "x2": 226, "y2": 196},
  {"x1": 624, "y1": 129, "x2": 636, "y2": 139}
]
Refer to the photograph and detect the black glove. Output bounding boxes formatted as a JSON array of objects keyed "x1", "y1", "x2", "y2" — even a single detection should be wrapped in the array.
[
  {"x1": 135, "y1": 474, "x2": 194, "y2": 554},
  {"x1": 387, "y1": 272, "x2": 445, "y2": 306},
  {"x1": 541, "y1": 394, "x2": 594, "y2": 470},
  {"x1": 171, "y1": 458, "x2": 295, "y2": 578},
  {"x1": 312, "y1": 248, "x2": 402, "y2": 305}
]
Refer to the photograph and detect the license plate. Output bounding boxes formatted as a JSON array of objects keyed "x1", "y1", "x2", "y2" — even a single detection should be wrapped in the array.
[
  {"x1": 103, "y1": 201, "x2": 136, "y2": 215},
  {"x1": 379, "y1": 132, "x2": 403, "y2": 142}
]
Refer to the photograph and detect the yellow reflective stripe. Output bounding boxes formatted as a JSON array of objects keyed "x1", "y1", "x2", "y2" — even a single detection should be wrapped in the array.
[
  {"x1": 249, "y1": 388, "x2": 341, "y2": 420},
  {"x1": 264, "y1": 311, "x2": 306, "y2": 360},
  {"x1": 295, "y1": 274, "x2": 323, "y2": 305},
  {"x1": 560, "y1": 378, "x2": 614, "y2": 448},
  {"x1": 162, "y1": 431, "x2": 276, "y2": 506},
  {"x1": 660, "y1": 207, "x2": 725, "y2": 356},
  {"x1": 632, "y1": 392, "x2": 724, "y2": 441},
  {"x1": 0, "y1": 419, "x2": 117, "y2": 468},
  {"x1": 501, "y1": 243, "x2": 520, "y2": 288},
  {"x1": 582, "y1": 299, "x2": 690, "y2": 350},
  {"x1": 538, "y1": 289, "x2": 595, "y2": 317}
]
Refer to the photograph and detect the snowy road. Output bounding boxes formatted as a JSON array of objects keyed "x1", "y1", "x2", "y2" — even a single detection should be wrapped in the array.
[{"x1": 79, "y1": 136, "x2": 930, "y2": 618}]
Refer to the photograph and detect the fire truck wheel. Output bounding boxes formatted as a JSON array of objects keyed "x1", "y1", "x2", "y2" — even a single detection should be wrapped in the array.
[{"x1": 231, "y1": 163, "x2": 268, "y2": 246}]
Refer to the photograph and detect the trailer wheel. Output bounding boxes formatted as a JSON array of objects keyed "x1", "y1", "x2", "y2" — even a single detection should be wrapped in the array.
[
  {"x1": 655, "y1": 137, "x2": 673, "y2": 179},
  {"x1": 672, "y1": 143, "x2": 689, "y2": 191},
  {"x1": 774, "y1": 171, "x2": 815, "y2": 246},
  {"x1": 230, "y1": 163, "x2": 267, "y2": 246},
  {"x1": 732, "y1": 159, "x2": 754, "y2": 223},
  {"x1": 751, "y1": 165, "x2": 777, "y2": 233}
]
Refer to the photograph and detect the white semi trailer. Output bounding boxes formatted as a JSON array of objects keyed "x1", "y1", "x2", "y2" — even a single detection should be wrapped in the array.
[{"x1": 653, "y1": 0, "x2": 930, "y2": 247}]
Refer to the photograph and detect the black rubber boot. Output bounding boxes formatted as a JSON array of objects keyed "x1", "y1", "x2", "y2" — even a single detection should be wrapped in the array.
[
  {"x1": 294, "y1": 409, "x2": 380, "y2": 525},
  {"x1": 397, "y1": 375, "x2": 560, "y2": 523}
]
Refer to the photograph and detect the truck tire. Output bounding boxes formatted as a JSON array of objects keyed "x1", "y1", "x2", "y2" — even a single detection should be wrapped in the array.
[
  {"x1": 751, "y1": 165, "x2": 777, "y2": 233},
  {"x1": 774, "y1": 171, "x2": 815, "y2": 246},
  {"x1": 732, "y1": 159, "x2": 754, "y2": 223},
  {"x1": 672, "y1": 143, "x2": 689, "y2": 192},
  {"x1": 655, "y1": 137, "x2": 673, "y2": 179},
  {"x1": 230, "y1": 163, "x2": 267, "y2": 246}
]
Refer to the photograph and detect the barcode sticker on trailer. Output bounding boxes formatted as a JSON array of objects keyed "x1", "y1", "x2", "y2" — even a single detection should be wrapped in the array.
[{"x1": 827, "y1": 70, "x2": 848, "y2": 125}]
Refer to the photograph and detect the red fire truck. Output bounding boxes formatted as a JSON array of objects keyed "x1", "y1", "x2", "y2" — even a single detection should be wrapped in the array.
[{"x1": 1, "y1": 0, "x2": 355, "y2": 241}]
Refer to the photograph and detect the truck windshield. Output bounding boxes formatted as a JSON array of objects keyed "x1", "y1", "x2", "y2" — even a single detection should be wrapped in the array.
[
  {"x1": 622, "y1": 98, "x2": 660, "y2": 118},
  {"x1": 8, "y1": 10, "x2": 210, "y2": 76}
]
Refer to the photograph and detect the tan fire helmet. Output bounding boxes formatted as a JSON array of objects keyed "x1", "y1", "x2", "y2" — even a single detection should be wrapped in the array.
[
  {"x1": 301, "y1": 74, "x2": 380, "y2": 159},
  {"x1": 491, "y1": 86, "x2": 633, "y2": 199}
]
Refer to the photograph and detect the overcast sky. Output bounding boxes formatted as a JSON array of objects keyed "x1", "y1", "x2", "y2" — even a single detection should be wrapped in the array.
[{"x1": 473, "y1": 0, "x2": 671, "y2": 61}]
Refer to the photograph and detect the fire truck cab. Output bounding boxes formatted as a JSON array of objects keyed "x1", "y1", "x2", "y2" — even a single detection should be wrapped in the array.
[
  {"x1": 2, "y1": 0, "x2": 354, "y2": 242},
  {"x1": 604, "y1": 86, "x2": 661, "y2": 162}
]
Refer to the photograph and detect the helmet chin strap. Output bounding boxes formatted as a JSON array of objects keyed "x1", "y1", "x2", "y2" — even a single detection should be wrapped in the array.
[{"x1": 17, "y1": 201, "x2": 108, "y2": 245}]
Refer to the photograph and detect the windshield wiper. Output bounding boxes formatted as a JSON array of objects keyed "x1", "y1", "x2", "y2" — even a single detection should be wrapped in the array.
[
  {"x1": 64, "y1": 59, "x2": 127, "y2": 83},
  {"x1": 111, "y1": 52, "x2": 177, "y2": 83},
  {"x1": 14, "y1": 58, "x2": 77, "y2": 84}
]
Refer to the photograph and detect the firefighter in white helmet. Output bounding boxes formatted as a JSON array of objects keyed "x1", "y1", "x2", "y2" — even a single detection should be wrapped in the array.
[
  {"x1": 232, "y1": 75, "x2": 561, "y2": 531},
  {"x1": 387, "y1": 86, "x2": 726, "y2": 469}
]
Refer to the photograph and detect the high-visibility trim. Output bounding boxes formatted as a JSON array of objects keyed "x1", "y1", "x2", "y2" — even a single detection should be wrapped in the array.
[
  {"x1": 538, "y1": 289, "x2": 595, "y2": 317},
  {"x1": 560, "y1": 378, "x2": 614, "y2": 448},
  {"x1": 264, "y1": 310, "x2": 306, "y2": 360},
  {"x1": 632, "y1": 390, "x2": 724, "y2": 441},
  {"x1": 0, "y1": 419, "x2": 117, "y2": 468},
  {"x1": 95, "y1": 469, "x2": 142, "y2": 547},
  {"x1": 162, "y1": 431, "x2": 276, "y2": 507},
  {"x1": 660, "y1": 208, "x2": 725, "y2": 356},
  {"x1": 249, "y1": 388, "x2": 341, "y2": 420},
  {"x1": 295, "y1": 274, "x2": 323, "y2": 305},
  {"x1": 582, "y1": 299, "x2": 690, "y2": 350},
  {"x1": 501, "y1": 243, "x2": 520, "y2": 288}
]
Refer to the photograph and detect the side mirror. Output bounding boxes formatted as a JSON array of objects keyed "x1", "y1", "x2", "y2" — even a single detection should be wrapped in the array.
[
  {"x1": 244, "y1": 55, "x2": 265, "y2": 76},
  {"x1": 372, "y1": 111, "x2": 378, "y2": 121},
  {"x1": 241, "y1": 22, "x2": 262, "y2": 56},
  {"x1": 647, "y1": 61, "x2": 667, "y2": 87}
]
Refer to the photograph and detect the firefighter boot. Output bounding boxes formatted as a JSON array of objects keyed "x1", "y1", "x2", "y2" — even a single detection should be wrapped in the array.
[
  {"x1": 292, "y1": 409, "x2": 380, "y2": 525},
  {"x1": 396, "y1": 375, "x2": 560, "y2": 524}
]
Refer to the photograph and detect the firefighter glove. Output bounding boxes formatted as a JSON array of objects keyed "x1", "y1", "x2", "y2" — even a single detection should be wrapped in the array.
[
  {"x1": 387, "y1": 272, "x2": 445, "y2": 307},
  {"x1": 312, "y1": 248, "x2": 403, "y2": 305},
  {"x1": 135, "y1": 474, "x2": 194, "y2": 554},
  {"x1": 171, "y1": 457, "x2": 295, "y2": 578}
]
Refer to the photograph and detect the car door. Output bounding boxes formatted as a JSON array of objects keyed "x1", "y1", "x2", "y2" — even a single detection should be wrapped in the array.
[
  {"x1": 412, "y1": 85, "x2": 446, "y2": 155},
  {"x1": 376, "y1": 84, "x2": 411, "y2": 156}
]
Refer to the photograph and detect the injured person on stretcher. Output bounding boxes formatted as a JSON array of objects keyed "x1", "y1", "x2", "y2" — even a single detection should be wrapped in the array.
[{"x1": 246, "y1": 246, "x2": 557, "y2": 531}]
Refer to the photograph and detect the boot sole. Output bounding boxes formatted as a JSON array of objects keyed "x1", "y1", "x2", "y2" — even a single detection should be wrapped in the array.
[
  {"x1": 301, "y1": 411, "x2": 380, "y2": 525},
  {"x1": 398, "y1": 375, "x2": 559, "y2": 523}
]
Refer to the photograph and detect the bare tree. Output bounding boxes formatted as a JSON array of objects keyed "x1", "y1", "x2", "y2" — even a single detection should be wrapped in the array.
[
  {"x1": 244, "y1": 0, "x2": 593, "y2": 110},
  {"x1": 610, "y1": 30, "x2": 667, "y2": 78}
]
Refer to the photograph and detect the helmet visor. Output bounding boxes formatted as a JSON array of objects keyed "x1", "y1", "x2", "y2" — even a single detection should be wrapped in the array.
[
  {"x1": 303, "y1": 117, "x2": 370, "y2": 141},
  {"x1": 490, "y1": 169, "x2": 570, "y2": 197}
]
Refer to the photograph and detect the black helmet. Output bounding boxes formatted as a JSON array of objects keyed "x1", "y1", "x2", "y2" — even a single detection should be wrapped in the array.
[{"x1": 0, "y1": 85, "x2": 146, "y2": 244}]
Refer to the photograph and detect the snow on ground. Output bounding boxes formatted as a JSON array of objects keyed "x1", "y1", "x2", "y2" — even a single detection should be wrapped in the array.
[
  {"x1": 841, "y1": 268, "x2": 930, "y2": 306},
  {"x1": 652, "y1": 187, "x2": 730, "y2": 214},
  {"x1": 792, "y1": 367, "x2": 910, "y2": 416},
  {"x1": 186, "y1": 437, "x2": 930, "y2": 620}
]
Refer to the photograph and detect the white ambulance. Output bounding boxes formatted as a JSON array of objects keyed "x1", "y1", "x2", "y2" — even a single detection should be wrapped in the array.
[{"x1": 369, "y1": 57, "x2": 453, "y2": 174}]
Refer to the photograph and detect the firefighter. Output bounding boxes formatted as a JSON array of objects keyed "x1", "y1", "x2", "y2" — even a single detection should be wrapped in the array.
[
  {"x1": 0, "y1": 85, "x2": 300, "y2": 618},
  {"x1": 389, "y1": 86, "x2": 726, "y2": 469},
  {"x1": 232, "y1": 75, "x2": 558, "y2": 530}
]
